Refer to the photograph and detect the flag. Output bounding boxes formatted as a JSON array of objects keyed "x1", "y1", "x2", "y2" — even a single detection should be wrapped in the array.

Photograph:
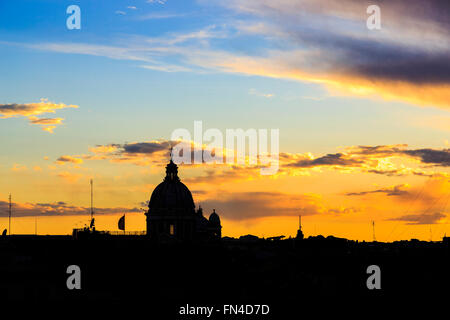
[
  {"x1": 90, "y1": 218, "x2": 95, "y2": 229},
  {"x1": 118, "y1": 215, "x2": 125, "y2": 231}
]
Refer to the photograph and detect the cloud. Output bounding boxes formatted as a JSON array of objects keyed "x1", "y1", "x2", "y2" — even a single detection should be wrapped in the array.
[
  {"x1": 12, "y1": 0, "x2": 450, "y2": 109},
  {"x1": 0, "y1": 99, "x2": 78, "y2": 118},
  {"x1": 142, "y1": 24, "x2": 228, "y2": 45},
  {"x1": 28, "y1": 116, "x2": 64, "y2": 125},
  {"x1": 346, "y1": 184, "x2": 410, "y2": 197},
  {"x1": 86, "y1": 139, "x2": 225, "y2": 167},
  {"x1": 348, "y1": 145, "x2": 450, "y2": 168},
  {"x1": 283, "y1": 145, "x2": 450, "y2": 177},
  {"x1": 388, "y1": 212, "x2": 446, "y2": 225},
  {"x1": 184, "y1": 166, "x2": 259, "y2": 185},
  {"x1": 346, "y1": 177, "x2": 450, "y2": 227},
  {"x1": 402, "y1": 149, "x2": 450, "y2": 166},
  {"x1": 216, "y1": 0, "x2": 450, "y2": 108},
  {"x1": 82, "y1": 139, "x2": 272, "y2": 181},
  {"x1": 89, "y1": 144, "x2": 121, "y2": 154},
  {"x1": 28, "y1": 42, "x2": 156, "y2": 63},
  {"x1": 28, "y1": 116, "x2": 64, "y2": 133},
  {"x1": 56, "y1": 156, "x2": 84, "y2": 165},
  {"x1": 201, "y1": 191, "x2": 359, "y2": 220},
  {"x1": 287, "y1": 153, "x2": 363, "y2": 168},
  {"x1": 248, "y1": 88, "x2": 274, "y2": 98},
  {"x1": 56, "y1": 171, "x2": 84, "y2": 182},
  {"x1": 41, "y1": 126, "x2": 56, "y2": 133},
  {"x1": 61, "y1": 140, "x2": 450, "y2": 184},
  {"x1": 122, "y1": 141, "x2": 170, "y2": 154},
  {"x1": 85, "y1": 140, "x2": 171, "y2": 166},
  {"x1": 0, "y1": 200, "x2": 141, "y2": 217},
  {"x1": 41, "y1": 126, "x2": 57, "y2": 133},
  {"x1": 147, "y1": 0, "x2": 167, "y2": 4},
  {"x1": 11, "y1": 163, "x2": 28, "y2": 172},
  {"x1": 140, "y1": 64, "x2": 192, "y2": 72},
  {"x1": 0, "y1": 99, "x2": 78, "y2": 133}
]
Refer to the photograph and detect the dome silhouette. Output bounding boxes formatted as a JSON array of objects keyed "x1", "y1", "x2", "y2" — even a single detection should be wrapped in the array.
[
  {"x1": 149, "y1": 179, "x2": 195, "y2": 210},
  {"x1": 148, "y1": 159, "x2": 195, "y2": 211},
  {"x1": 146, "y1": 156, "x2": 222, "y2": 241},
  {"x1": 209, "y1": 209, "x2": 221, "y2": 226}
]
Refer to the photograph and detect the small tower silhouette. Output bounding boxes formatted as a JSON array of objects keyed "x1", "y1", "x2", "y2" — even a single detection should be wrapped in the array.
[
  {"x1": 296, "y1": 215, "x2": 304, "y2": 240},
  {"x1": 372, "y1": 221, "x2": 376, "y2": 242}
]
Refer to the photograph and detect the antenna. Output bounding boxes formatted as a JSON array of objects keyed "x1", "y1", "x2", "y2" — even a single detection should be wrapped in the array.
[
  {"x1": 372, "y1": 221, "x2": 376, "y2": 242},
  {"x1": 89, "y1": 179, "x2": 95, "y2": 230},
  {"x1": 296, "y1": 214, "x2": 304, "y2": 240},
  {"x1": 8, "y1": 194, "x2": 12, "y2": 236}
]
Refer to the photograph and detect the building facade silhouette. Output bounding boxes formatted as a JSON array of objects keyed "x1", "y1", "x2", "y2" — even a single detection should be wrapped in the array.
[{"x1": 145, "y1": 159, "x2": 222, "y2": 241}]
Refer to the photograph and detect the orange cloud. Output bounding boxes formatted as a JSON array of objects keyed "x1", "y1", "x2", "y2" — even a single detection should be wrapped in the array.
[
  {"x1": 202, "y1": 52, "x2": 450, "y2": 109},
  {"x1": 0, "y1": 99, "x2": 78, "y2": 133},
  {"x1": 212, "y1": 0, "x2": 450, "y2": 109},
  {"x1": 282, "y1": 145, "x2": 450, "y2": 177},
  {"x1": 11, "y1": 163, "x2": 28, "y2": 172},
  {"x1": 28, "y1": 116, "x2": 64, "y2": 125},
  {"x1": 58, "y1": 141, "x2": 450, "y2": 189},
  {"x1": 56, "y1": 171, "x2": 84, "y2": 182},
  {"x1": 89, "y1": 145, "x2": 120, "y2": 154},
  {"x1": 0, "y1": 199, "x2": 141, "y2": 217},
  {"x1": 200, "y1": 191, "x2": 359, "y2": 220},
  {"x1": 0, "y1": 99, "x2": 78, "y2": 118},
  {"x1": 344, "y1": 177, "x2": 450, "y2": 226},
  {"x1": 41, "y1": 126, "x2": 57, "y2": 133},
  {"x1": 56, "y1": 156, "x2": 84, "y2": 165}
]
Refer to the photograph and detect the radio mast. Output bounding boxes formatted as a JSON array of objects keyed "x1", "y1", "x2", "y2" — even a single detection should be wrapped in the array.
[
  {"x1": 296, "y1": 215, "x2": 304, "y2": 240},
  {"x1": 90, "y1": 179, "x2": 94, "y2": 221},
  {"x1": 89, "y1": 179, "x2": 95, "y2": 229}
]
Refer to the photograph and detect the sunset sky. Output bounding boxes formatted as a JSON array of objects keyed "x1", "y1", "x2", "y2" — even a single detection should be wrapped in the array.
[{"x1": 1, "y1": 0, "x2": 449, "y2": 241}]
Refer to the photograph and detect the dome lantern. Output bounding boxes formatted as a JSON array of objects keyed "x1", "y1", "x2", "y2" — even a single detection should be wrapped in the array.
[{"x1": 164, "y1": 159, "x2": 179, "y2": 182}]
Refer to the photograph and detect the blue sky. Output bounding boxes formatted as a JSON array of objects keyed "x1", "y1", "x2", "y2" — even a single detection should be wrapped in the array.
[{"x1": 1, "y1": 0, "x2": 448, "y2": 149}]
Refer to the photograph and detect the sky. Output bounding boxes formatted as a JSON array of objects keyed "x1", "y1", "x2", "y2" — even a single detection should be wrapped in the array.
[{"x1": 0, "y1": 0, "x2": 449, "y2": 241}]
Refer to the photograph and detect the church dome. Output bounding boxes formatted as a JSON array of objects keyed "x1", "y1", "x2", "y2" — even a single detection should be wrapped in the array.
[
  {"x1": 148, "y1": 160, "x2": 195, "y2": 211},
  {"x1": 209, "y1": 209, "x2": 221, "y2": 226}
]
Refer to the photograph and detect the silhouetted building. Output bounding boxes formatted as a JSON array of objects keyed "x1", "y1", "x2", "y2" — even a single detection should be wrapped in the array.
[
  {"x1": 296, "y1": 215, "x2": 304, "y2": 240},
  {"x1": 146, "y1": 159, "x2": 222, "y2": 241},
  {"x1": 239, "y1": 234, "x2": 260, "y2": 242},
  {"x1": 208, "y1": 209, "x2": 222, "y2": 238}
]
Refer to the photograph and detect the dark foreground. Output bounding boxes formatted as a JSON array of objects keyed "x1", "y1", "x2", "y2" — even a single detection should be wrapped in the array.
[{"x1": 0, "y1": 235, "x2": 449, "y2": 315}]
